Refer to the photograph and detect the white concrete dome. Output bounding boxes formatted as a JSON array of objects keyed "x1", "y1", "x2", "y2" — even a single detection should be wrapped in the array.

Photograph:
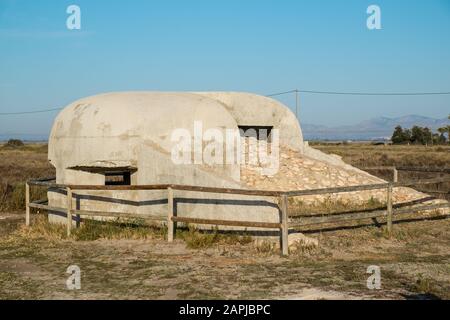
[{"x1": 48, "y1": 91, "x2": 303, "y2": 186}]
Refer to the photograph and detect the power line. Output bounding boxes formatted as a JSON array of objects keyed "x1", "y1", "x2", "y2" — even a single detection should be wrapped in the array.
[
  {"x1": 0, "y1": 107, "x2": 62, "y2": 115},
  {"x1": 1, "y1": 88, "x2": 450, "y2": 115},
  {"x1": 267, "y1": 89, "x2": 450, "y2": 97},
  {"x1": 266, "y1": 90, "x2": 299, "y2": 97}
]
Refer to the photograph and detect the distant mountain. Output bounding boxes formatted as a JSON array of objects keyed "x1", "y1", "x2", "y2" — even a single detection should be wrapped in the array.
[{"x1": 303, "y1": 115, "x2": 449, "y2": 141}]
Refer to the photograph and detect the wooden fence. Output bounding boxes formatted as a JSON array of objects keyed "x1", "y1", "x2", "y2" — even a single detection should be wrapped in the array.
[
  {"x1": 362, "y1": 166, "x2": 450, "y2": 196},
  {"x1": 25, "y1": 166, "x2": 450, "y2": 256}
]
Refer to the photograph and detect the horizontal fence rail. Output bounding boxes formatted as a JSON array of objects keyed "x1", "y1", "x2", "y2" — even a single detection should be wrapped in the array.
[
  {"x1": 290, "y1": 203, "x2": 450, "y2": 227},
  {"x1": 396, "y1": 166, "x2": 450, "y2": 174},
  {"x1": 171, "y1": 217, "x2": 282, "y2": 229},
  {"x1": 25, "y1": 166, "x2": 450, "y2": 256}
]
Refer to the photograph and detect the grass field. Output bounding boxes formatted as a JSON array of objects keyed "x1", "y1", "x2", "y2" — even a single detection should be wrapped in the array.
[
  {"x1": 0, "y1": 142, "x2": 449, "y2": 299},
  {"x1": 314, "y1": 143, "x2": 449, "y2": 180},
  {"x1": 314, "y1": 143, "x2": 450, "y2": 200},
  {"x1": 0, "y1": 144, "x2": 53, "y2": 212}
]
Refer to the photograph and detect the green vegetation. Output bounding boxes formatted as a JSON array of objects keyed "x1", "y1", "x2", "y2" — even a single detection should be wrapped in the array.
[
  {"x1": 391, "y1": 115, "x2": 450, "y2": 145},
  {"x1": 391, "y1": 125, "x2": 448, "y2": 145},
  {"x1": 5, "y1": 139, "x2": 24, "y2": 148}
]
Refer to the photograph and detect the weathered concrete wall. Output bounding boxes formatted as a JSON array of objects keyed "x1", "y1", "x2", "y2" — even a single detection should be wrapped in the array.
[
  {"x1": 196, "y1": 92, "x2": 304, "y2": 153},
  {"x1": 48, "y1": 92, "x2": 243, "y2": 186},
  {"x1": 47, "y1": 91, "x2": 301, "y2": 231},
  {"x1": 48, "y1": 188, "x2": 281, "y2": 232}
]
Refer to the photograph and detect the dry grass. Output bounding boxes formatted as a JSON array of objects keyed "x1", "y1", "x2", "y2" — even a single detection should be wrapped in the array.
[
  {"x1": 2, "y1": 213, "x2": 449, "y2": 299},
  {"x1": 314, "y1": 143, "x2": 449, "y2": 170},
  {"x1": 288, "y1": 196, "x2": 385, "y2": 217},
  {"x1": 1, "y1": 142, "x2": 449, "y2": 299},
  {"x1": 0, "y1": 143, "x2": 54, "y2": 211},
  {"x1": 1, "y1": 142, "x2": 447, "y2": 211},
  {"x1": 13, "y1": 216, "x2": 253, "y2": 249},
  {"x1": 1, "y1": 210, "x2": 450, "y2": 299},
  {"x1": 314, "y1": 143, "x2": 449, "y2": 200},
  {"x1": 178, "y1": 225, "x2": 253, "y2": 249},
  {"x1": 14, "y1": 216, "x2": 165, "y2": 242}
]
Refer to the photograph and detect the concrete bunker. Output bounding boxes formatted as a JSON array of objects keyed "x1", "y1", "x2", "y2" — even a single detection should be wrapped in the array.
[
  {"x1": 47, "y1": 91, "x2": 428, "y2": 232},
  {"x1": 47, "y1": 92, "x2": 305, "y2": 230}
]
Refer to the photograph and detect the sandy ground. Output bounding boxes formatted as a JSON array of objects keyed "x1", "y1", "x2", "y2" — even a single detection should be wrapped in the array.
[{"x1": 1, "y1": 212, "x2": 449, "y2": 300}]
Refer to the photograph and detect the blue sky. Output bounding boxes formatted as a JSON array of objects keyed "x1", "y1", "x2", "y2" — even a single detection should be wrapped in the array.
[{"x1": 0, "y1": 0, "x2": 449, "y2": 139}]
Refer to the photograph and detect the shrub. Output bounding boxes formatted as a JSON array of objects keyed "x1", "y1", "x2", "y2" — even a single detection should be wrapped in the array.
[{"x1": 5, "y1": 139, "x2": 24, "y2": 148}]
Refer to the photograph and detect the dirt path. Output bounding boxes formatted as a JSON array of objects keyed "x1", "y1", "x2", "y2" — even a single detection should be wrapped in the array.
[{"x1": 0, "y1": 212, "x2": 449, "y2": 300}]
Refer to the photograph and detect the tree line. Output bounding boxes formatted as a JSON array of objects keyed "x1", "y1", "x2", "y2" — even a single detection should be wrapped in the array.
[{"x1": 391, "y1": 115, "x2": 450, "y2": 145}]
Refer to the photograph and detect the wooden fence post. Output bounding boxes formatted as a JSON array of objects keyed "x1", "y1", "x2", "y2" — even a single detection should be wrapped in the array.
[
  {"x1": 167, "y1": 187, "x2": 175, "y2": 242},
  {"x1": 66, "y1": 187, "x2": 72, "y2": 237},
  {"x1": 280, "y1": 194, "x2": 289, "y2": 256},
  {"x1": 25, "y1": 182, "x2": 30, "y2": 226},
  {"x1": 386, "y1": 183, "x2": 393, "y2": 236},
  {"x1": 393, "y1": 167, "x2": 398, "y2": 183}
]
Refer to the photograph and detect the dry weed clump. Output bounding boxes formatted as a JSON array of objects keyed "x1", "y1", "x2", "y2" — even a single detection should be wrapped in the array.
[
  {"x1": 288, "y1": 196, "x2": 385, "y2": 217},
  {"x1": 178, "y1": 225, "x2": 252, "y2": 249},
  {"x1": 13, "y1": 216, "x2": 253, "y2": 249},
  {"x1": 13, "y1": 216, "x2": 165, "y2": 242}
]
